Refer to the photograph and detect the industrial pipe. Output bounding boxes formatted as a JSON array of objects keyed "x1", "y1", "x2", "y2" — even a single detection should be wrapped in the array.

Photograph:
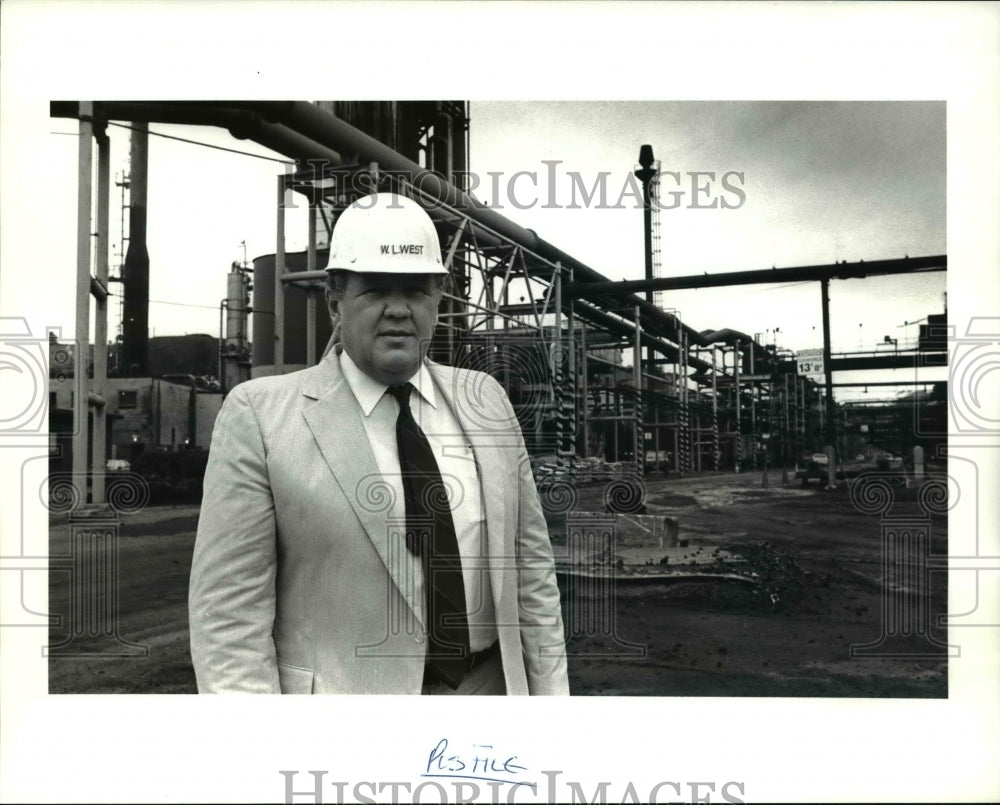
[
  {"x1": 51, "y1": 101, "x2": 344, "y2": 169},
  {"x1": 242, "y1": 102, "x2": 717, "y2": 348},
  {"x1": 54, "y1": 101, "x2": 758, "y2": 365},
  {"x1": 562, "y1": 255, "x2": 947, "y2": 298},
  {"x1": 54, "y1": 101, "x2": 713, "y2": 352}
]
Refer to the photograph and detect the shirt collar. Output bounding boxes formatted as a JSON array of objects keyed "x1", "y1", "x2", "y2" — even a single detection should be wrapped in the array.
[{"x1": 339, "y1": 349, "x2": 437, "y2": 417}]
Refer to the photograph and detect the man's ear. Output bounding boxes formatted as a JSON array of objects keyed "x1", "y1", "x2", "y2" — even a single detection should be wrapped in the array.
[{"x1": 325, "y1": 289, "x2": 340, "y2": 325}]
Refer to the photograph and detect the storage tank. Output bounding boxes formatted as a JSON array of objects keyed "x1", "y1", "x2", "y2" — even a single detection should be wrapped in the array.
[
  {"x1": 251, "y1": 249, "x2": 333, "y2": 377},
  {"x1": 225, "y1": 266, "x2": 250, "y2": 349},
  {"x1": 222, "y1": 263, "x2": 252, "y2": 391}
]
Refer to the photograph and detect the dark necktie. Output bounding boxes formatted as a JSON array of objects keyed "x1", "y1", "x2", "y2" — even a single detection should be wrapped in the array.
[{"x1": 387, "y1": 383, "x2": 471, "y2": 689}]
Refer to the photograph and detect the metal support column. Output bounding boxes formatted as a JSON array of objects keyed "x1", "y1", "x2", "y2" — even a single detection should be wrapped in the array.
[
  {"x1": 553, "y1": 263, "x2": 562, "y2": 364},
  {"x1": 750, "y1": 341, "x2": 757, "y2": 468},
  {"x1": 612, "y1": 388, "x2": 620, "y2": 462},
  {"x1": 783, "y1": 373, "x2": 791, "y2": 470},
  {"x1": 711, "y1": 346, "x2": 720, "y2": 471},
  {"x1": 694, "y1": 407, "x2": 701, "y2": 472},
  {"x1": 565, "y1": 267, "x2": 577, "y2": 468},
  {"x1": 679, "y1": 330, "x2": 690, "y2": 474},
  {"x1": 580, "y1": 321, "x2": 589, "y2": 458},
  {"x1": 275, "y1": 174, "x2": 286, "y2": 373},
  {"x1": 673, "y1": 426, "x2": 679, "y2": 474},
  {"x1": 633, "y1": 305, "x2": 643, "y2": 476},
  {"x1": 122, "y1": 123, "x2": 149, "y2": 377},
  {"x1": 820, "y1": 277, "x2": 837, "y2": 474},
  {"x1": 552, "y1": 263, "x2": 573, "y2": 470},
  {"x1": 653, "y1": 402, "x2": 660, "y2": 471},
  {"x1": 733, "y1": 341, "x2": 742, "y2": 472},
  {"x1": 306, "y1": 197, "x2": 318, "y2": 366},
  {"x1": 92, "y1": 123, "x2": 111, "y2": 504},
  {"x1": 73, "y1": 103, "x2": 94, "y2": 504},
  {"x1": 798, "y1": 377, "x2": 805, "y2": 447}
]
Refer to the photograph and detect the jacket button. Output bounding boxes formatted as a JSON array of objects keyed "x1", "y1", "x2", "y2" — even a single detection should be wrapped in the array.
[{"x1": 414, "y1": 634, "x2": 424, "y2": 645}]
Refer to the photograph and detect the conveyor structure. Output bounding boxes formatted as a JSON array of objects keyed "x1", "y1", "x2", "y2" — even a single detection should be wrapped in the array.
[{"x1": 53, "y1": 100, "x2": 948, "y2": 503}]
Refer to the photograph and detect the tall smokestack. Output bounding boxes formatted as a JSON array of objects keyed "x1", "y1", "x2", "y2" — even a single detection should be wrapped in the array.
[
  {"x1": 635, "y1": 144, "x2": 656, "y2": 304},
  {"x1": 122, "y1": 122, "x2": 149, "y2": 376}
]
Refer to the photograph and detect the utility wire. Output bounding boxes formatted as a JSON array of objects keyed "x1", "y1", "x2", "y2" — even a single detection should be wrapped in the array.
[
  {"x1": 148, "y1": 299, "x2": 222, "y2": 311},
  {"x1": 52, "y1": 122, "x2": 295, "y2": 165},
  {"x1": 98, "y1": 289, "x2": 223, "y2": 312},
  {"x1": 742, "y1": 280, "x2": 814, "y2": 294},
  {"x1": 109, "y1": 121, "x2": 295, "y2": 164}
]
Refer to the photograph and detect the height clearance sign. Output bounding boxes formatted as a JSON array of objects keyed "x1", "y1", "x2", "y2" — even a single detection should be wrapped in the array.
[{"x1": 797, "y1": 349, "x2": 825, "y2": 377}]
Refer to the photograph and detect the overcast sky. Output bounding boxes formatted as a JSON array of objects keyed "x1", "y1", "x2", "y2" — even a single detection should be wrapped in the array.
[
  {"x1": 40, "y1": 100, "x2": 947, "y2": 400},
  {"x1": 469, "y1": 101, "x2": 947, "y2": 377}
]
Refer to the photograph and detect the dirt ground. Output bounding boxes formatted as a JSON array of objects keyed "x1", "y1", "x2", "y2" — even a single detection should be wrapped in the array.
[{"x1": 47, "y1": 469, "x2": 948, "y2": 696}]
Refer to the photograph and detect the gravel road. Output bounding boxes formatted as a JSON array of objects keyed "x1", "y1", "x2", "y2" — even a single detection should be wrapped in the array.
[{"x1": 48, "y1": 470, "x2": 948, "y2": 697}]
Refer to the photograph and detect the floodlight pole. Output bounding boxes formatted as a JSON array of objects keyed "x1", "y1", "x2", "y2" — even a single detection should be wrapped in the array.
[
  {"x1": 635, "y1": 145, "x2": 657, "y2": 384},
  {"x1": 821, "y1": 278, "x2": 837, "y2": 488}
]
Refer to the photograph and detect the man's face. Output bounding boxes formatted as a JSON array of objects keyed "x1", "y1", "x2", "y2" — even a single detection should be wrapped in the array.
[{"x1": 330, "y1": 272, "x2": 443, "y2": 386}]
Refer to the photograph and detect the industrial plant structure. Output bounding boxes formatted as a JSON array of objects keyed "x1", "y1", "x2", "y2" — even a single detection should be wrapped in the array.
[{"x1": 51, "y1": 101, "x2": 948, "y2": 505}]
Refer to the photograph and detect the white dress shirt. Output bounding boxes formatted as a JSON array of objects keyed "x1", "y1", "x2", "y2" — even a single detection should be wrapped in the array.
[{"x1": 339, "y1": 350, "x2": 498, "y2": 652}]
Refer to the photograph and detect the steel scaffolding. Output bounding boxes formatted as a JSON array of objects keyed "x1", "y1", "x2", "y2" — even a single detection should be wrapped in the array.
[{"x1": 53, "y1": 101, "x2": 949, "y2": 498}]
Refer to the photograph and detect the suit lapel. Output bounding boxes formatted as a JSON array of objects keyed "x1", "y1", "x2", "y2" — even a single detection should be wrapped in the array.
[
  {"x1": 429, "y1": 364, "x2": 508, "y2": 608},
  {"x1": 301, "y1": 352, "x2": 426, "y2": 629}
]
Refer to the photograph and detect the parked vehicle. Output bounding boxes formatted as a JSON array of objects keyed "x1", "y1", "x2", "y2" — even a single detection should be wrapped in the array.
[{"x1": 795, "y1": 452, "x2": 829, "y2": 487}]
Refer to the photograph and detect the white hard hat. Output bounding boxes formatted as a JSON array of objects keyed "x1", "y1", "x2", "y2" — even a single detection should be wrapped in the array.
[{"x1": 325, "y1": 192, "x2": 445, "y2": 274}]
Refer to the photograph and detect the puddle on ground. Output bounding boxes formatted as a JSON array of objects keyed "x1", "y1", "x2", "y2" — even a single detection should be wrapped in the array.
[
  {"x1": 644, "y1": 493, "x2": 698, "y2": 508},
  {"x1": 684, "y1": 485, "x2": 813, "y2": 510}
]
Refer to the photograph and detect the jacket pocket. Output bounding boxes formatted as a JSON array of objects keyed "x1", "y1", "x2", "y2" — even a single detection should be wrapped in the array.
[{"x1": 277, "y1": 661, "x2": 315, "y2": 694}]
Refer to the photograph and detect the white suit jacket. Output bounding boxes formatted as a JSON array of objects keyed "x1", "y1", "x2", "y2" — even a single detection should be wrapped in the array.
[{"x1": 189, "y1": 351, "x2": 569, "y2": 694}]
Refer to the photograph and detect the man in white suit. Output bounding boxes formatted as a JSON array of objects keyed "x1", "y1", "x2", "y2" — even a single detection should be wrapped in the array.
[{"x1": 189, "y1": 192, "x2": 569, "y2": 695}]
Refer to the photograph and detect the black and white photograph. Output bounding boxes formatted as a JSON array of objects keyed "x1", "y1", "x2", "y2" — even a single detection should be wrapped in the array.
[
  {"x1": 41, "y1": 99, "x2": 951, "y2": 700},
  {"x1": 1, "y1": 2, "x2": 998, "y2": 803}
]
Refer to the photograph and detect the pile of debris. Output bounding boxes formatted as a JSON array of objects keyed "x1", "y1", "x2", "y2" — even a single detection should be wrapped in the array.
[
  {"x1": 554, "y1": 511, "x2": 747, "y2": 583},
  {"x1": 531, "y1": 455, "x2": 642, "y2": 485}
]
